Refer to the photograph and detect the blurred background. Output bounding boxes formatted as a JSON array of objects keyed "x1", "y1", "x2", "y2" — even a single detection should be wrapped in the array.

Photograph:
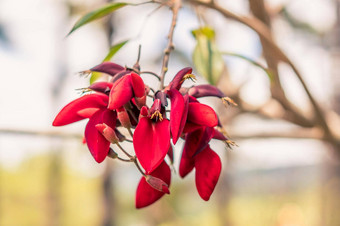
[{"x1": 1, "y1": 0, "x2": 340, "y2": 225}]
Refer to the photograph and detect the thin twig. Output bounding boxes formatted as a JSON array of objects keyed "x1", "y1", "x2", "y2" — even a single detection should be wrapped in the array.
[
  {"x1": 187, "y1": 0, "x2": 335, "y2": 143},
  {"x1": 159, "y1": 0, "x2": 182, "y2": 89},
  {"x1": 140, "y1": 71, "x2": 161, "y2": 81},
  {"x1": 116, "y1": 143, "x2": 132, "y2": 158}
]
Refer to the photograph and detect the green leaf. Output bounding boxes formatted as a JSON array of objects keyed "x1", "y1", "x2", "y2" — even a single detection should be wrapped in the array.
[
  {"x1": 90, "y1": 40, "x2": 128, "y2": 84},
  {"x1": 89, "y1": 72, "x2": 102, "y2": 84},
  {"x1": 221, "y1": 52, "x2": 274, "y2": 81},
  {"x1": 192, "y1": 27, "x2": 225, "y2": 85},
  {"x1": 103, "y1": 40, "x2": 128, "y2": 62},
  {"x1": 68, "y1": 2, "x2": 128, "y2": 36}
]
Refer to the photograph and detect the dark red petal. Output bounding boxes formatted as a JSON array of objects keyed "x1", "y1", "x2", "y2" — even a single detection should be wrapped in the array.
[
  {"x1": 85, "y1": 110, "x2": 116, "y2": 163},
  {"x1": 213, "y1": 129, "x2": 228, "y2": 141},
  {"x1": 194, "y1": 146, "x2": 221, "y2": 201},
  {"x1": 188, "y1": 84, "x2": 225, "y2": 98},
  {"x1": 130, "y1": 73, "x2": 145, "y2": 97},
  {"x1": 168, "y1": 67, "x2": 192, "y2": 90},
  {"x1": 88, "y1": 82, "x2": 113, "y2": 94},
  {"x1": 108, "y1": 76, "x2": 133, "y2": 110},
  {"x1": 133, "y1": 118, "x2": 170, "y2": 173},
  {"x1": 168, "y1": 89, "x2": 188, "y2": 144},
  {"x1": 187, "y1": 103, "x2": 218, "y2": 127},
  {"x1": 135, "y1": 161, "x2": 171, "y2": 208},
  {"x1": 52, "y1": 94, "x2": 108, "y2": 126},
  {"x1": 167, "y1": 145, "x2": 174, "y2": 164},
  {"x1": 183, "y1": 122, "x2": 202, "y2": 134},
  {"x1": 179, "y1": 145, "x2": 195, "y2": 178},
  {"x1": 90, "y1": 62, "x2": 124, "y2": 76},
  {"x1": 183, "y1": 127, "x2": 214, "y2": 157}
]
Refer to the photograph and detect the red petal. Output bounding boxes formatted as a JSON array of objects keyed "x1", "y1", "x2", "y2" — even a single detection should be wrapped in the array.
[
  {"x1": 133, "y1": 118, "x2": 170, "y2": 173},
  {"x1": 168, "y1": 67, "x2": 192, "y2": 90},
  {"x1": 195, "y1": 146, "x2": 221, "y2": 201},
  {"x1": 85, "y1": 109, "x2": 117, "y2": 163},
  {"x1": 183, "y1": 126, "x2": 214, "y2": 157},
  {"x1": 179, "y1": 145, "x2": 195, "y2": 178},
  {"x1": 53, "y1": 94, "x2": 108, "y2": 126},
  {"x1": 135, "y1": 161, "x2": 171, "y2": 208},
  {"x1": 188, "y1": 84, "x2": 225, "y2": 98},
  {"x1": 187, "y1": 102, "x2": 218, "y2": 127},
  {"x1": 88, "y1": 82, "x2": 113, "y2": 94},
  {"x1": 168, "y1": 89, "x2": 188, "y2": 144},
  {"x1": 90, "y1": 62, "x2": 124, "y2": 76},
  {"x1": 213, "y1": 129, "x2": 228, "y2": 141},
  {"x1": 167, "y1": 145, "x2": 174, "y2": 164},
  {"x1": 183, "y1": 122, "x2": 202, "y2": 134},
  {"x1": 108, "y1": 75, "x2": 133, "y2": 110},
  {"x1": 130, "y1": 73, "x2": 145, "y2": 97}
]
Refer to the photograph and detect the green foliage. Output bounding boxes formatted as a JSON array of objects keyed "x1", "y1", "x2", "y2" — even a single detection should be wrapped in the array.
[
  {"x1": 90, "y1": 40, "x2": 128, "y2": 84},
  {"x1": 192, "y1": 27, "x2": 225, "y2": 85},
  {"x1": 68, "y1": 2, "x2": 128, "y2": 36}
]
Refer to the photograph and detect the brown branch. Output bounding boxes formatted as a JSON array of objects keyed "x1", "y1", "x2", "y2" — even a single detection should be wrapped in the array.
[
  {"x1": 230, "y1": 127, "x2": 324, "y2": 140},
  {"x1": 0, "y1": 128, "x2": 82, "y2": 139},
  {"x1": 187, "y1": 0, "x2": 335, "y2": 142},
  {"x1": 159, "y1": 0, "x2": 182, "y2": 89}
]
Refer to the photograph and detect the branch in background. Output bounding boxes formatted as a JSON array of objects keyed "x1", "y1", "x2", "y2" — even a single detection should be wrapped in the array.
[
  {"x1": 0, "y1": 128, "x2": 82, "y2": 139},
  {"x1": 186, "y1": 0, "x2": 337, "y2": 145},
  {"x1": 159, "y1": 0, "x2": 182, "y2": 89}
]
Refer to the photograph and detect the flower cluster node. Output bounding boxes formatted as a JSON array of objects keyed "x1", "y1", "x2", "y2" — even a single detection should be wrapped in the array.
[{"x1": 53, "y1": 62, "x2": 233, "y2": 208}]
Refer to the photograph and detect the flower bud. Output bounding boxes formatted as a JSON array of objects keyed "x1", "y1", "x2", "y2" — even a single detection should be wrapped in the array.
[
  {"x1": 95, "y1": 123, "x2": 119, "y2": 143},
  {"x1": 145, "y1": 175, "x2": 170, "y2": 194},
  {"x1": 117, "y1": 107, "x2": 132, "y2": 128},
  {"x1": 108, "y1": 148, "x2": 118, "y2": 159}
]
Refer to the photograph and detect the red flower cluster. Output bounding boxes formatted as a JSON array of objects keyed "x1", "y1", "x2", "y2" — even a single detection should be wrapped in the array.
[{"x1": 53, "y1": 62, "x2": 234, "y2": 208}]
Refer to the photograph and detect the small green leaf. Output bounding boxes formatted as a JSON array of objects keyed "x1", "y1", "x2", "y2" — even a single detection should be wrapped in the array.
[
  {"x1": 90, "y1": 40, "x2": 128, "y2": 84},
  {"x1": 103, "y1": 40, "x2": 128, "y2": 62},
  {"x1": 192, "y1": 27, "x2": 225, "y2": 85},
  {"x1": 89, "y1": 72, "x2": 102, "y2": 84},
  {"x1": 221, "y1": 52, "x2": 274, "y2": 81},
  {"x1": 68, "y1": 2, "x2": 128, "y2": 36}
]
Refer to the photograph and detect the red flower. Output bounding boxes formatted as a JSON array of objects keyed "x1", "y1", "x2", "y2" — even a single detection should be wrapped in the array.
[
  {"x1": 108, "y1": 72, "x2": 145, "y2": 110},
  {"x1": 52, "y1": 93, "x2": 117, "y2": 163},
  {"x1": 133, "y1": 100, "x2": 170, "y2": 174},
  {"x1": 135, "y1": 161, "x2": 171, "y2": 208}
]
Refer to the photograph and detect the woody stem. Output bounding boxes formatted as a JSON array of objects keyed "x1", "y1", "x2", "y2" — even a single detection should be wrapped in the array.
[
  {"x1": 116, "y1": 143, "x2": 132, "y2": 158},
  {"x1": 133, "y1": 156, "x2": 146, "y2": 176},
  {"x1": 159, "y1": 0, "x2": 182, "y2": 89}
]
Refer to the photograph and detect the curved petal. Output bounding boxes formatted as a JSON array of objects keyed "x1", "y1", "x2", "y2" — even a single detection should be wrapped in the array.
[
  {"x1": 187, "y1": 102, "x2": 218, "y2": 127},
  {"x1": 168, "y1": 89, "x2": 188, "y2": 144},
  {"x1": 179, "y1": 145, "x2": 195, "y2": 178},
  {"x1": 135, "y1": 161, "x2": 171, "y2": 209},
  {"x1": 108, "y1": 75, "x2": 133, "y2": 110},
  {"x1": 130, "y1": 73, "x2": 145, "y2": 97},
  {"x1": 88, "y1": 82, "x2": 113, "y2": 94},
  {"x1": 195, "y1": 145, "x2": 221, "y2": 201},
  {"x1": 213, "y1": 129, "x2": 228, "y2": 141},
  {"x1": 188, "y1": 84, "x2": 225, "y2": 98},
  {"x1": 52, "y1": 93, "x2": 108, "y2": 126},
  {"x1": 90, "y1": 62, "x2": 124, "y2": 76},
  {"x1": 183, "y1": 126, "x2": 214, "y2": 157},
  {"x1": 133, "y1": 118, "x2": 170, "y2": 173},
  {"x1": 85, "y1": 109, "x2": 117, "y2": 163},
  {"x1": 168, "y1": 67, "x2": 192, "y2": 90}
]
